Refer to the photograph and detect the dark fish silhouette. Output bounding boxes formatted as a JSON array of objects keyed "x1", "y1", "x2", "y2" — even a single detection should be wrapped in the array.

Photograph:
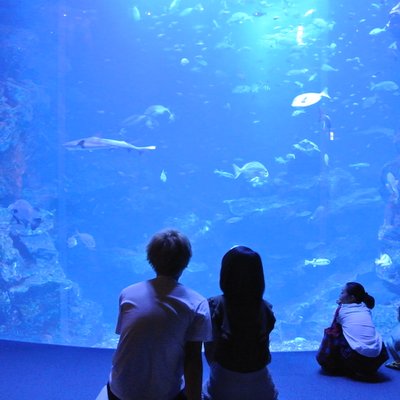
[{"x1": 8, "y1": 199, "x2": 42, "y2": 230}]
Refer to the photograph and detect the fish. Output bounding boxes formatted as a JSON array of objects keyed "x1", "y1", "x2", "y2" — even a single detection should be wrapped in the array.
[
  {"x1": 215, "y1": 162, "x2": 269, "y2": 187},
  {"x1": 122, "y1": 105, "x2": 175, "y2": 129},
  {"x1": 160, "y1": 169, "x2": 167, "y2": 183},
  {"x1": 275, "y1": 153, "x2": 296, "y2": 164},
  {"x1": 8, "y1": 199, "x2": 42, "y2": 230},
  {"x1": 253, "y1": 11, "x2": 266, "y2": 17},
  {"x1": 169, "y1": 0, "x2": 181, "y2": 12},
  {"x1": 68, "y1": 231, "x2": 96, "y2": 250},
  {"x1": 386, "y1": 172, "x2": 399, "y2": 200},
  {"x1": 291, "y1": 88, "x2": 330, "y2": 107},
  {"x1": 362, "y1": 95, "x2": 378, "y2": 109},
  {"x1": 144, "y1": 105, "x2": 175, "y2": 121},
  {"x1": 375, "y1": 253, "x2": 392, "y2": 268},
  {"x1": 369, "y1": 27, "x2": 386, "y2": 36},
  {"x1": 323, "y1": 153, "x2": 329, "y2": 167},
  {"x1": 63, "y1": 137, "x2": 156, "y2": 152},
  {"x1": 304, "y1": 8, "x2": 316, "y2": 17},
  {"x1": 293, "y1": 139, "x2": 320, "y2": 153},
  {"x1": 296, "y1": 25, "x2": 305, "y2": 46},
  {"x1": 67, "y1": 235, "x2": 78, "y2": 248},
  {"x1": 225, "y1": 216, "x2": 243, "y2": 224},
  {"x1": 308, "y1": 73, "x2": 317, "y2": 81},
  {"x1": 180, "y1": 57, "x2": 190, "y2": 66},
  {"x1": 214, "y1": 169, "x2": 235, "y2": 179},
  {"x1": 132, "y1": 5, "x2": 141, "y2": 21},
  {"x1": 321, "y1": 63, "x2": 338, "y2": 72},
  {"x1": 308, "y1": 205, "x2": 326, "y2": 222},
  {"x1": 291, "y1": 109, "x2": 306, "y2": 117},
  {"x1": 390, "y1": 2, "x2": 400, "y2": 15},
  {"x1": 286, "y1": 153, "x2": 296, "y2": 160},
  {"x1": 227, "y1": 12, "x2": 252, "y2": 24},
  {"x1": 187, "y1": 261, "x2": 208, "y2": 273},
  {"x1": 304, "y1": 258, "x2": 331, "y2": 267},
  {"x1": 348, "y1": 162, "x2": 370, "y2": 169},
  {"x1": 295, "y1": 211, "x2": 312, "y2": 218},
  {"x1": 179, "y1": 7, "x2": 195, "y2": 17},
  {"x1": 233, "y1": 162, "x2": 269, "y2": 187},
  {"x1": 286, "y1": 69, "x2": 309, "y2": 76},
  {"x1": 370, "y1": 81, "x2": 399, "y2": 92},
  {"x1": 275, "y1": 156, "x2": 287, "y2": 164}
]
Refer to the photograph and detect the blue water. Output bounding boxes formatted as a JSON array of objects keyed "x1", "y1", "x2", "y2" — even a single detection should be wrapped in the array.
[{"x1": 2, "y1": 0, "x2": 400, "y2": 349}]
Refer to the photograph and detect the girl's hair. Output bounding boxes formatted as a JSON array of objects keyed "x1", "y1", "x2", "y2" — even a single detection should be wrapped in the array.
[
  {"x1": 220, "y1": 246, "x2": 265, "y2": 302},
  {"x1": 146, "y1": 229, "x2": 192, "y2": 276},
  {"x1": 346, "y1": 282, "x2": 375, "y2": 309}
]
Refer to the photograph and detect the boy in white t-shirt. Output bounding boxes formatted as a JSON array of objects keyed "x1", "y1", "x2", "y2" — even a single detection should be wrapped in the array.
[{"x1": 99, "y1": 229, "x2": 212, "y2": 400}]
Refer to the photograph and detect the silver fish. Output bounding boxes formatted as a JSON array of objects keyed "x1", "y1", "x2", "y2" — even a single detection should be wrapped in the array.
[
  {"x1": 63, "y1": 136, "x2": 156, "y2": 152},
  {"x1": 233, "y1": 162, "x2": 269, "y2": 187},
  {"x1": 233, "y1": 161, "x2": 269, "y2": 179},
  {"x1": 304, "y1": 258, "x2": 331, "y2": 267},
  {"x1": 369, "y1": 27, "x2": 386, "y2": 36},
  {"x1": 293, "y1": 139, "x2": 320, "y2": 153}
]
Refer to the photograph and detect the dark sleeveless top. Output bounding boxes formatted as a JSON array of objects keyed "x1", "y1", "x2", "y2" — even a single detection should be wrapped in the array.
[{"x1": 208, "y1": 295, "x2": 276, "y2": 373}]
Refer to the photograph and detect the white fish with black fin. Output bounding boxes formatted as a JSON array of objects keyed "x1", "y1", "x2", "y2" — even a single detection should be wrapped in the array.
[
  {"x1": 375, "y1": 253, "x2": 392, "y2": 267},
  {"x1": 291, "y1": 88, "x2": 330, "y2": 107}
]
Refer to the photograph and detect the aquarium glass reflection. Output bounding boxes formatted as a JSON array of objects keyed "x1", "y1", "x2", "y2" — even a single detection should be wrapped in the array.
[{"x1": 1, "y1": 0, "x2": 400, "y2": 350}]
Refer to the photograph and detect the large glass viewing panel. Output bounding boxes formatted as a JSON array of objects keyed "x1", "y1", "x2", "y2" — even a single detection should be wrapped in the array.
[{"x1": 1, "y1": 0, "x2": 399, "y2": 350}]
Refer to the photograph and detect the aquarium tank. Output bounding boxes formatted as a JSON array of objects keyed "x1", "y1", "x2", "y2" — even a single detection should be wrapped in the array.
[{"x1": 1, "y1": 0, "x2": 400, "y2": 351}]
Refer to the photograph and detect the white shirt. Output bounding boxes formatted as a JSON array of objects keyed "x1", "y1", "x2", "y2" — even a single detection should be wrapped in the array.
[
  {"x1": 109, "y1": 276, "x2": 212, "y2": 400},
  {"x1": 337, "y1": 303, "x2": 382, "y2": 357}
]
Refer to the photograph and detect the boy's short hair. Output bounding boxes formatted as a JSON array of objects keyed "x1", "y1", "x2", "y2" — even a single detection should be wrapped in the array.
[{"x1": 147, "y1": 229, "x2": 192, "y2": 276}]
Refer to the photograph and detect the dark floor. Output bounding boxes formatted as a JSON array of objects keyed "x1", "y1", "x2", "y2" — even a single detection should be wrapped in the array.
[{"x1": 0, "y1": 339, "x2": 398, "y2": 400}]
